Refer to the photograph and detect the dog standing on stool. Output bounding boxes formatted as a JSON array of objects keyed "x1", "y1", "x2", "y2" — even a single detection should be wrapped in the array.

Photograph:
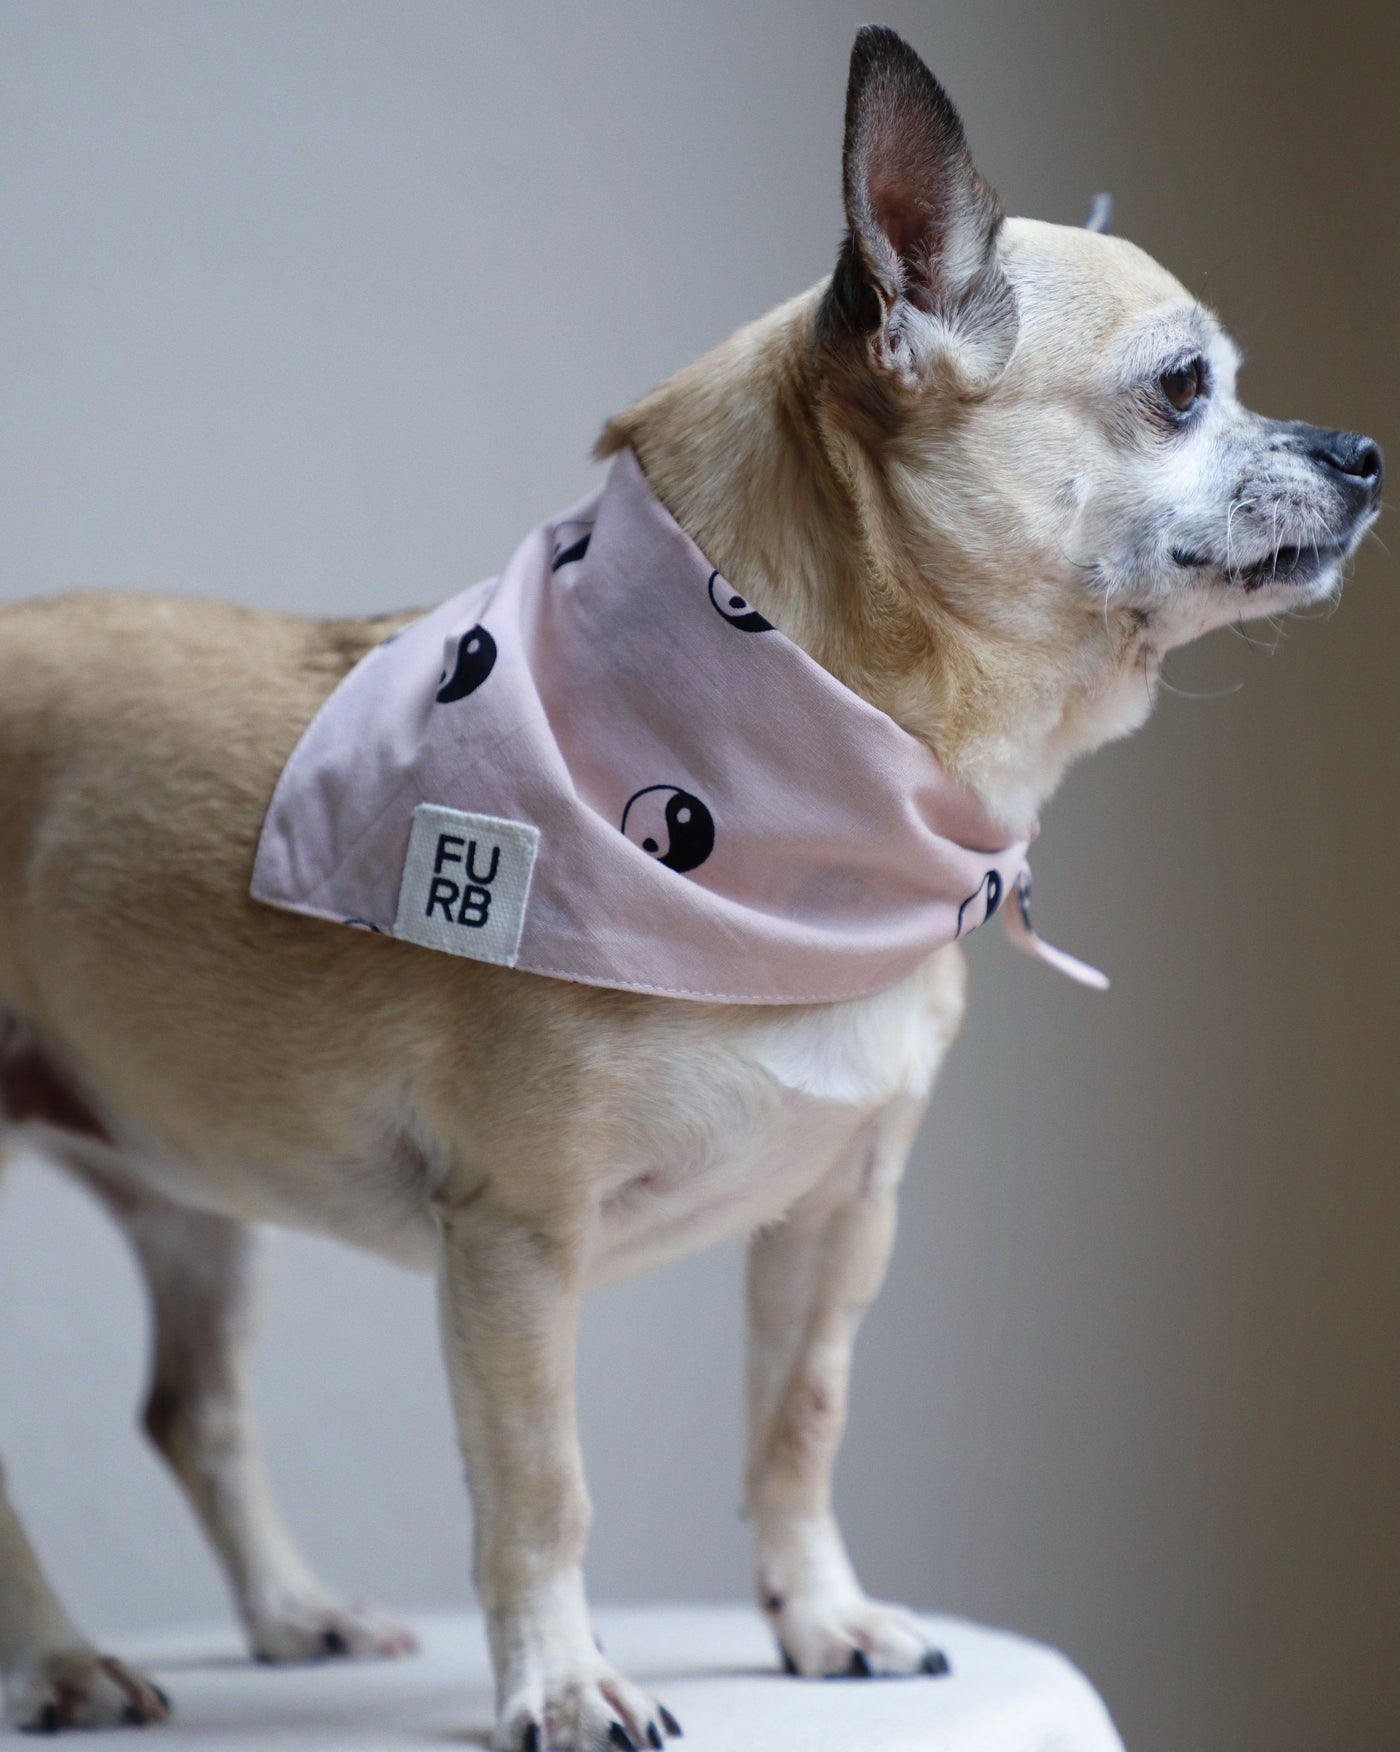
[{"x1": 0, "y1": 27, "x2": 1381, "y2": 1750}]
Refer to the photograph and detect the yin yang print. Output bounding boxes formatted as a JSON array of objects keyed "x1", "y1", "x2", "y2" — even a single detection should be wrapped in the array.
[
  {"x1": 620, "y1": 785, "x2": 715, "y2": 874},
  {"x1": 551, "y1": 523, "x2": 593, "y2": 572},
  {"x1": 707, "y1": 569, "x2": 772, "y2": 632},
  {"x1": 956, "y1": 868, "x2": 1003, "y2": 938},
  {"x1": 436, "y1": 625, "x2": 497, "y2": 703},
  {"x1": 253, "y1": 447, "x2": 1103, "y2": 1002},
  {"x1": 1014, "y1": 868, "x2": 1034, "y2": 932}
]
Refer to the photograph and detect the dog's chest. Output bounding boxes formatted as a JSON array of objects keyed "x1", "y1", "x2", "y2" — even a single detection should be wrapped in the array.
[{"x1": 584, "y1": 948, "x2": 965, "y2": 1287}]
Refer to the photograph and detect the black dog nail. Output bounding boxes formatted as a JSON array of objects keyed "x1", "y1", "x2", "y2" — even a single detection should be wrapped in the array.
[
  {"x1": 847, "y1": 1648, "x2": 872, "y2": 1677},
  {"x1": 647, "y1": 1725, "x2": 664, "y2": 1749},
  {"x1": 521, "y1": 1722, "x2": 542, "y2": 1752},
  {"x1": 922, "y1": 1648, "x2": 951, "y2": 1676},
  {"x1": 658, "y1": 1704, "x2": 683, "y2": 1737},
  {"x1": 779, "y1": 1643, "x2": 799, "y2": 1677},
  {"x1": 608, "y1": 1724, "x2": 637, "y2": 1751},
  {"x1": 321, "y1": 1628, "x2": 348, "y2": 1656}
]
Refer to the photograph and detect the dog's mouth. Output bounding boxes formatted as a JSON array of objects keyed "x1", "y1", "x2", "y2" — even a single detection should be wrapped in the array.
[{"x1": 1171, "y1": 539, "x2": 1353, "y2": 593}]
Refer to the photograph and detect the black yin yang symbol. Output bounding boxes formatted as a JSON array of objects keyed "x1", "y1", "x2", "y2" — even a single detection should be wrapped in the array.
[
  {"x1": 708, "y1": 570, "x2": 772, "y2": 632},
  {"x1": 551, "y1": 525, "x2": 592, "y2": 572},
  {"x1": 620, "y1": 785, "x2": 715, "y2": 874},
  {"x1": 435, "y1": 625, "x2": 497, "y2": 703},
  {"x1": 955, "y1": 868, "x2": 1003, "y2": 938},
  {"x1": 1014, "y1": 869, "x2": 1034, "y2": 931}
]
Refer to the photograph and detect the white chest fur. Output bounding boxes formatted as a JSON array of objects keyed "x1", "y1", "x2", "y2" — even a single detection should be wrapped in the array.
[{"x1": 584, "y1": 946, "x2": 967, "y2": 1288}]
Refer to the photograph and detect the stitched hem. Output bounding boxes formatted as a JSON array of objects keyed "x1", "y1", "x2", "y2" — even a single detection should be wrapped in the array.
[{"x1": 245, "y1": 891, "x2": 952, "y2": 1008}]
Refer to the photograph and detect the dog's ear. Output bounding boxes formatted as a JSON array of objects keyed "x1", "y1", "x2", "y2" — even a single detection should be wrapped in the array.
[{"x1": 822, "y1": 27, "x2": 1018, "y2": 395}]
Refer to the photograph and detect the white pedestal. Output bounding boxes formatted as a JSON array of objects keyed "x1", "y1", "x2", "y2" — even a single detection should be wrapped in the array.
[{"x1": 99, "y1": 1606, "x2": 1126, "y2": 1750}]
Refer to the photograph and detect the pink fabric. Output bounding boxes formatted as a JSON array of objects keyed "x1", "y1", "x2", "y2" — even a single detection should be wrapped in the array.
[{"x1": 250, "y1": 448, "x2": 1105, "y2": 1004}]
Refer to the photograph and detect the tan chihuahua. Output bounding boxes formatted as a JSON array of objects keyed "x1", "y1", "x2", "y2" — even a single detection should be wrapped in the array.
[{"x1": 0, "y1": 26, "x2": 1380, "y2": 1750}]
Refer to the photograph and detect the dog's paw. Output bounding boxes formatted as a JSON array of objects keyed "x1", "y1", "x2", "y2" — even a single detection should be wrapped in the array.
[
  {"x1": 496, "y1": 1663, "x2": 683, "y2": 1752},
  {"x1": 765, "y1": 1591, "x2": 950, "y2": 1680},
  {"x1": 6, "y1": 1647, "x2": 171, "y2": 1732},
  {"x1": 247, "y1": 1593, "x2": 418, "y2": 1664}
]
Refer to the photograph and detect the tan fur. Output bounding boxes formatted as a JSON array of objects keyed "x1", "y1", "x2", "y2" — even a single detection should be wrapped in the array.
[
  {"x1": 601, "y1": 221, "x2": 1240, "y2": 833},
  {"x1": 0, "y1": 28, "x2": 1377, "y2": 1747}
]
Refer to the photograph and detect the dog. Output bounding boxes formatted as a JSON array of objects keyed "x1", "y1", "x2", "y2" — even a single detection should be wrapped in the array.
[{"x1": 0, "y1": 24, "x2": 1381, "y2": 1750}]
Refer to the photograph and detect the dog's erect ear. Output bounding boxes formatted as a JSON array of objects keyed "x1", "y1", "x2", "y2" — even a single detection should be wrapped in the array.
[{"x1": 823, "y1": 27, "x2": 1018, "y2": 393}]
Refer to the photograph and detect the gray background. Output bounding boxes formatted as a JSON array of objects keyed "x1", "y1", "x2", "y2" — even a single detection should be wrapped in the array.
[{"x1": 0, "y1": 4, "x2": 1395, "y2": 1750}]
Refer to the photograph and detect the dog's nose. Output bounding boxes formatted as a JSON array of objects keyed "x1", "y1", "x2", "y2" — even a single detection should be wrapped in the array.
[{"x1": 1309, "y1": 429, "x2": 1384, "y2": 495}]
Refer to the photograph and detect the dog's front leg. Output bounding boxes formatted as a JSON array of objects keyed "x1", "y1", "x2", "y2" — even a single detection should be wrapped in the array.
[
  {"x1": 746, "y1": 1094, "x2": 950, "y2": 1679},
  {"x1": 436, "y1": 1196, "x2": 678, "y2": 1752},
  {"x1": 0, "y1": 1457, "x2": 171, "y2": 1730}
]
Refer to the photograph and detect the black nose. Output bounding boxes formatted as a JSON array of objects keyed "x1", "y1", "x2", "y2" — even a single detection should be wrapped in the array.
[{"x1": 1309, "y1": 429, "x2": 1384, "y2": 494}]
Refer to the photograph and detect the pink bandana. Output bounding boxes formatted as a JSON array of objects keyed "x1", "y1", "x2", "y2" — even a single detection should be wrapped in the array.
[{"x1": 250, "y1": 449, "x2": 1106, "y2": 1004}]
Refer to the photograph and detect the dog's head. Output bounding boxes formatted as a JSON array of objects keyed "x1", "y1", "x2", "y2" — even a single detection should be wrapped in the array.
[{"x1": 814, "y1": 27, "x2": 1382, "y2": 808}]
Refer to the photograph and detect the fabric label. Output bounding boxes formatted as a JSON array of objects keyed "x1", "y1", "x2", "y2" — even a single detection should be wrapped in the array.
[{"x1": 394, "y1": 804, "x2": 539, "y2": 965}]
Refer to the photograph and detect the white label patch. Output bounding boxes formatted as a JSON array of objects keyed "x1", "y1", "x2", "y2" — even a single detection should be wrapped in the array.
[{"x1": 394, "y1": 804, "x2": 539, "y2": 965}]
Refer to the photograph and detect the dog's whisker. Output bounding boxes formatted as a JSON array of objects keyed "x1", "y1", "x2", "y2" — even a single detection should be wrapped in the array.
[
  {"x1": 1156, "y1": 651, "x2": 1244, "y2": 700},
  {"x1": 1227, "y1": 619, "x2": 1273, "y2": 651}
]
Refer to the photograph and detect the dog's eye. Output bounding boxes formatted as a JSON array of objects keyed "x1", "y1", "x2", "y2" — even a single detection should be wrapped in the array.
[{"x1": 1161, "y1": 356, "x2": 1205, "y2": 413}]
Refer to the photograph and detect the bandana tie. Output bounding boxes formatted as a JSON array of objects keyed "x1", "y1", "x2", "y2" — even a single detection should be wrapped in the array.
[{"x1": 251, "y1": 448, "x2": 1107, "y2": 1004}]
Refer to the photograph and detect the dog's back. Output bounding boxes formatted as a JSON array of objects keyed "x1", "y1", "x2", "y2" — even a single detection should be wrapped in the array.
[
  {"x1": 0, "y1": 594, "x2": 437, "y2": 1195},
  {"x1": 0, "y1": 594, "x2": 335, "y2": 1004}
]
